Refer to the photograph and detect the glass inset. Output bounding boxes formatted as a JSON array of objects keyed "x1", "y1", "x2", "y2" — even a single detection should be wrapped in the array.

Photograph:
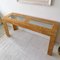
[
  {"x1": 9, "y1": 15, "x2": 25, "y2": 21},
  {"x1": 29, "y1": 20, "x2": 53, "y2": 29}
]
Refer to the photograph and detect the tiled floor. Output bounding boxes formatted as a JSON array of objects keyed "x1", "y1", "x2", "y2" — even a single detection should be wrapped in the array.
[{"x1": 0, "y1": 28, "x2": 60, "y2": 60}]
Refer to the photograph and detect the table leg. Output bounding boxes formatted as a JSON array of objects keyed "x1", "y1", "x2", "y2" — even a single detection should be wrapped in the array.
[
  {"x1": 47, "y1": 35, "x2": 56, "y2": 55},
  {"x1": 3, "y1": 21, "x2": 10, "y2": 37},
  {"x1": 13, "y1": 25, "x2": 18, "y2": 30}
]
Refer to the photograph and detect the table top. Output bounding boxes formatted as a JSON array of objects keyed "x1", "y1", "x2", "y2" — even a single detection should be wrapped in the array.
[{"x1": 3, "y1": 13, "x2": 59, "y2": 36}]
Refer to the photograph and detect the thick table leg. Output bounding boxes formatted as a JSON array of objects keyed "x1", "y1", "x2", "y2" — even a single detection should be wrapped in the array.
[
  {"x1": 47, "y1": 35, "x2": 56, "y2": 55},
  {"x1": 3, "y1": 21, "x2": 10, "y2": 37},
  {"x1": 13, "y1": 25, "x2": 18, "y2": 30}
]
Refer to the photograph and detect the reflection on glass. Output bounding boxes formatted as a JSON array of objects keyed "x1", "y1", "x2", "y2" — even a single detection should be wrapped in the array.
[
  {"x1": 29, "y1": 20, "x2": 53, "y2": 29},
  {"x1": 9, "y1": 15, "x2": 25, "y2": 21}
]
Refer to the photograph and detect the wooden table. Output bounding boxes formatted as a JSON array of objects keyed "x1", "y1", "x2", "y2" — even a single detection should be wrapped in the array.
[{"x1": 2, "y1": 13, "x2": 59, "y2": 56}]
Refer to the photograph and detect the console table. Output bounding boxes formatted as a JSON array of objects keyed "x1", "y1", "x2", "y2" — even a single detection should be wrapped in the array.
[{"x1": 2, "y1": 13, "x2": 59, "y2": 56}]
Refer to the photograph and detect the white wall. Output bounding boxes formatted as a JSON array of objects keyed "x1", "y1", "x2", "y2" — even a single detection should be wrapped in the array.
[
  {"x1": 0, "y1": 0, "x2": 60, "y2": 22},
  {"x1": 0, "y1": 0, "x2": 60, "y2": 43}
]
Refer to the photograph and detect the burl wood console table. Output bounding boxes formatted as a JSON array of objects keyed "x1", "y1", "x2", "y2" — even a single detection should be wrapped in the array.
[{"x1": 2, "y1": 13, "x2": 59, "y2": 56}]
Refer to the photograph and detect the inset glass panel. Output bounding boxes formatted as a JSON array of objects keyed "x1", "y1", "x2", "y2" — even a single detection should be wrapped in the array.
[
  {"x1": 9, "y1": 15, "x2": 25, "y2": 21},
  {"x1": 29, "y1": 20, "x2": 53, "y2": 29}
]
